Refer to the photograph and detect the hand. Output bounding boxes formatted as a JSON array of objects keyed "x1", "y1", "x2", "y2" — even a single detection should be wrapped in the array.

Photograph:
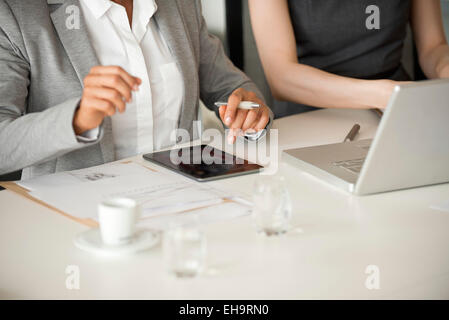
[
  {"x1": 73, "y1": 66, "x2": 141, "y2": 135},
  {"x1": 218, "y1": 88, "x2": 271, "y2": 144},
  {"x1": 438, "y1": 64, "x2": 449, "y2": 78},
  {"x1": 374, "y1": 79, "x2": 412, "y2": 109},
  {"x1": 372, "y1": 80, "x2": 396, "y2": 110}
]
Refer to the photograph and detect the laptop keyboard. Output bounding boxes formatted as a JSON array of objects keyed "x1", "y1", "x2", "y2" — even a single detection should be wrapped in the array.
[{"x1": 333, "y1": 158, "x2": 366, "y2": 174}]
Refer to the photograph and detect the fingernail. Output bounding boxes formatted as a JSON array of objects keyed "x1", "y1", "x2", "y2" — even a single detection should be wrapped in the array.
[
  {"x1": 227, "y1": 134, "x2": 234, "y2": 144},
  {"x1": 245, "y1": 128, "x2": 256, "y2": 134},
  {"x1": 225, "y1": 117, "x2": 232, "y2": 125},
  {"x1": 133, "y1": 84, "x2": 139, "y2": 91}
]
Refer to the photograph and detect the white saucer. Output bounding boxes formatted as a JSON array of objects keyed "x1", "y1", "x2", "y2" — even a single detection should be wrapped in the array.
[{"x1": 74, "y1": 228, "x2": 160, "y2": 256}]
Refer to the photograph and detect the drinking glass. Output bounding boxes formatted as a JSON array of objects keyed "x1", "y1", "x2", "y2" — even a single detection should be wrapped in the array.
[
  {"x1": 163, "y1": 217, "x2": 207, "y2": 278},
  {"x1": 252, "y1": 175, "x2": 292, "y2": 236}
]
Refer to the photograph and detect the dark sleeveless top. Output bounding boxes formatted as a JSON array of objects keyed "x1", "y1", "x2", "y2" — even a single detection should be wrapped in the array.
[{"x1": 273, "y1": 0, "x2": 412, "y2": 118}]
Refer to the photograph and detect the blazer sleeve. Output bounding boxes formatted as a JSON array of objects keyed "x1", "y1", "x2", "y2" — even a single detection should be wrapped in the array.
[
  {"x1": 194, "y1": 0, "x2": 266, "y2": 110},
  {"x1": 0, "y1": 4, "x2": 100, "y2": 175}
]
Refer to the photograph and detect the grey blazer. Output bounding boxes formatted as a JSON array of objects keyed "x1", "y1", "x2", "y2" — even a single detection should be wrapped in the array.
[{"x1": 0, "y1": 0, "x2": 263, "y2": 179}]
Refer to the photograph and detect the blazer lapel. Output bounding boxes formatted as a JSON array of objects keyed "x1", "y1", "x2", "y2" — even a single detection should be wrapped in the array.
[
  {"x1": 154, "y1": 0, "x2": 199, "y2": 135},
  {"x1": 47, "y1": 0, "x2": 114, "y2": 163},
  {"x1": 48, "y1": 0, "x2": 99, "y2": 83}
]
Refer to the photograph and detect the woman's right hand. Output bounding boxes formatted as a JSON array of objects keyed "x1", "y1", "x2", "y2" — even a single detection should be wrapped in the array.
[
  {"x1": 373, "y1": 79, "x2": 397, "y2": 109},
  {"x1": 372, "y1": 79, "x2": 412, "y2": 109},
  {"x1": 73, "y1": 66, "x2": 141, "y2": 135}
]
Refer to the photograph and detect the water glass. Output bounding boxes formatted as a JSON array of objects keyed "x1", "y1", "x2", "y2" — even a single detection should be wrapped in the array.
[
  {"x1": 252, "y1": 176, "x2": 292, "y2": 236},
  {"x1": 163, "y1": 218, "x2": 207, "y2": 278}
]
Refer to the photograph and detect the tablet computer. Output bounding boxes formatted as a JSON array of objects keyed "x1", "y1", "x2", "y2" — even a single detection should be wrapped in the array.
[{"x1": 143, "y1": 145, "x2": 262, "y2": 182}]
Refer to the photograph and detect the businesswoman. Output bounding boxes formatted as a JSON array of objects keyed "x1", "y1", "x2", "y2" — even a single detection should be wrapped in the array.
[
  {"x1": 249, "y1": 0, "x2": 449, "y2": 118},
  {"x1": 0, "y1": 0, "x2": 271, "y2": 178}
]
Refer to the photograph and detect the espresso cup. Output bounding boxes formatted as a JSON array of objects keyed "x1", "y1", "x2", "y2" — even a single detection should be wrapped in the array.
[{"x1": 98, "y1": 198, "x2": 140, "y2": 246}]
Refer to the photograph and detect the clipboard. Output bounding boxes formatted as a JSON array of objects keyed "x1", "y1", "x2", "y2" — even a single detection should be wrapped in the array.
[
  {"x1": 0, "y1": 160, "x2": 158, "y2": 228},
  {"x1": 0, "y1": 180, "x2": 246, "y2": 229},
  {"x1": 0, "y1": 181, "x2": 99, "y2": 227}
]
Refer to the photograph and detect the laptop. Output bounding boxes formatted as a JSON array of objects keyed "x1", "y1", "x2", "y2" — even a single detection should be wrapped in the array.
[{"x1": 282, "y1": 79, "x2": 449, "y2": 195}]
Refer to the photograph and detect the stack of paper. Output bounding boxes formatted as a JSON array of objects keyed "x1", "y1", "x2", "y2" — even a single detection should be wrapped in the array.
[{"x1": 18, "y1": 161, "x2": 251, "y2": 229}]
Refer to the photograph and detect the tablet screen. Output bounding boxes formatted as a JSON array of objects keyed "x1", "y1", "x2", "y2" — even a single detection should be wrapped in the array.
[{"x1": 143, "y1": 145, "x2": 262, "y2": 182}]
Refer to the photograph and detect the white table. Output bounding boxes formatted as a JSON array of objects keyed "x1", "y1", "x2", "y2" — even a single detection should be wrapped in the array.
[{"x1": 1, "y1": 109, "x2": 448, "y2": 299}]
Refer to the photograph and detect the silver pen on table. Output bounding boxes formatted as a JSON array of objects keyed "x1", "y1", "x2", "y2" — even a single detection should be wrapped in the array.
[{"x1": 344, "y1": 124, "x2": 361, "y2": 142}]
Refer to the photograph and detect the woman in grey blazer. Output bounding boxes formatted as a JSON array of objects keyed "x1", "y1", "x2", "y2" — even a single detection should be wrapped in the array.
[{"x1": 0, "y1": 0, "x2": 271, "y2": 179}]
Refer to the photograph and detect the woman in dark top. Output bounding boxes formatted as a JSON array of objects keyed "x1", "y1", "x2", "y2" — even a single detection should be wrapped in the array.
[{"x1": 249, "y1": 0, "x2": 449, "y2": 118}]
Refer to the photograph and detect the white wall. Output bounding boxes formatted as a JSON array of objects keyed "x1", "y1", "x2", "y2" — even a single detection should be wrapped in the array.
[{"x1": 201, "y1": 0, "x2": 227, "y2": 45}]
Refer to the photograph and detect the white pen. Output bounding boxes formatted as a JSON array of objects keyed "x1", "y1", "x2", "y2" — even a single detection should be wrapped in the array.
[{"x1": 214, "y1": 101, "x2": 261, "y2": 110}]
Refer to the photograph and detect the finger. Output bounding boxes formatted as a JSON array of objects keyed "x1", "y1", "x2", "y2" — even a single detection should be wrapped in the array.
[
  {"x1": 84, "y1": 75, "x2": 133, "y2": 102},
  {"x1": 86, "y1": 87, "x2": 127, "y2": 113},
  {"x1": 84, "y1": 97, "x2": 116, "y2": 116},
  {"x1": 227, "y1": 109, "x2": 247, "y2": 144},
  {"x1": 247, "y1": 110, "x2": 262, "y2": 131},
  {"x1": 227, "y1": 133, "x2": 236, "y2": 145},
  {"x1": 254, "y1": 109, "x2": 270, "y2": 131},
  {"x1": 219, "y1": 106, "x2": 226, "y2": 123},
  {"x1": 90, "y1": 66, "x2": 141, "y2": 89},
  {"x1": 90, "y1": 66, "x2": 141, "y2": 91},
  {"x1": 224, "y1": 89, "x2": 243, "y2": 126},
  {"x1": 241, "y1": 109, "x2": 260, "y2": 132},
  {"x1": 230, "y1": 109, "x2": 248, "y2": 130}
]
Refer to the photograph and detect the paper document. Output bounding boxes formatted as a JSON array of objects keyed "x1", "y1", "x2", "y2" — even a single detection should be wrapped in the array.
[
  {"x1": 18, "y1": 162, "x2": 149, "y2": 191},
  {"x1": 19, "y1": 161, "x2": 251, "y2": 228},
  {"x1": 138, "y1": 201, "x2": 251, "y2": 230}
]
